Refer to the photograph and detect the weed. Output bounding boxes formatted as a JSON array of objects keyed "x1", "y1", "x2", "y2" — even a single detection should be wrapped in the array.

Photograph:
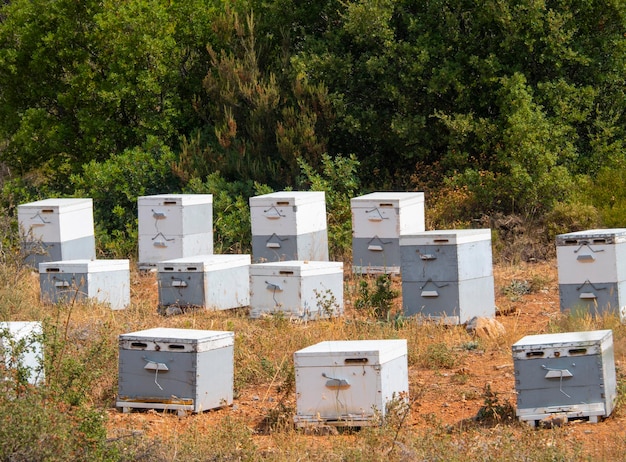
[
  {"x1": 423, "y1": 342, "x2": 458, "y2": 369},
  {"x1": 314, "y1": 287, "x2": 341, "y2": 317},
  {"x1": 502, "y1": 279, "x2": 532, "y2": 300},
  {"x1": 354, "y1": 274, "x2": 398, "y2": 320},
  {"x1": 474, "y1": 383, "x2": 515, "y2": 424}
]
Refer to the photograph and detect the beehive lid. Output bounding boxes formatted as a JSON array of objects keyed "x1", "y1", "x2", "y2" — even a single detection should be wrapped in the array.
[
  {"x1": 556, "y1": 228, "x2": 626, "y2": 246},
  {"x1": 294, "y1": 339, "x2": 407, "y2": 367},
  {"x1": 39, "y1": 259, "x2": 129, "y2": 274},
  {"x1": 158, "y1": 254, "x2": 251, "y2": 272},
  {"x1": 399, "y1": 229, "x2": 491, "y2": 246},
  {"x1": 512, "y1": 329, "x2": 612, "y2": 353},
  {"x1": 250, "y1": 260, "x2": 343, "y2": 277},
  {"x1": 249, "y1": 191, "x2": 325, "y2": 207},
  {"x1": 351, "y1": 191, "x2": 424, "y2": 208},
  {"x1": 138, "y1": 194, "x2": 213, "y2": 206},
  {"x1": 18, "y1": 198, "x2": 93, "y2": 213},
  {"x1": 120, "y1": 328, "x2": 234, "y2": 348}
]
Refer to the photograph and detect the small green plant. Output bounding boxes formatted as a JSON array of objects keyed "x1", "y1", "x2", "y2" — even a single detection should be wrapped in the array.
[
  {"x1": 502, "y1": 279, "x2": 532, "y2": 300},
  {"x1": 475, "y1": 383, "x2": 515, "y2": 424},
  {"x1": 354, "y1": 274, "x2": 398, "y2": 320},
  {"x1": 423, "y1": 342, "x2": 458, "y2": 369},
  {"x1": 314, "y1": 288, "x2": 341, "y2": 317}
]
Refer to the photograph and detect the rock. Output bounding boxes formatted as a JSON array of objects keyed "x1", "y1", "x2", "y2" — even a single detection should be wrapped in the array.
[
  {"x1": 539, "y1": 413, "x2": 568, "y2": 428},
  {"x1": 466, "y1": 317, "x2": 506, "y2": 339}
]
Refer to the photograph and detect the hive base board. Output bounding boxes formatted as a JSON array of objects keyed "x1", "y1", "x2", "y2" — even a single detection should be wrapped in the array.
[
  {"x1": 137, "y1": 263, "x2": 158, "y2": 272},
  {"x1": 411, "y1": 314, "x2": 461, "y2": 326},
  {"x1": 294, "y1": 415, "x2": 380, "y2": 428},
  {"x1": 249, "y1": 307, "x2": 339, "y2": 320},
  {"x1": 517, "y1": 402, "x2": 606, "y2": 428},
  {"x1": 352, "y1": 265, "x2": 400, "y2": 276},
  {"x1": 117, "y1": 400, "x2": 231, "y2": 416},
  {"x1": 117, "y1": 401, "x2": 193, "y2": 417}
]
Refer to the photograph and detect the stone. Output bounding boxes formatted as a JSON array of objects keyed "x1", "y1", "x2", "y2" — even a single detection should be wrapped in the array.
[{"x1": 466, "y1": 316, "x2": 506, "y2": 339}]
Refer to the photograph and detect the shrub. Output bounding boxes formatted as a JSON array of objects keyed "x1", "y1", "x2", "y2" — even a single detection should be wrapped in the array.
[
  {"x1": 297, "y1": 153, "x2": 361, "y2": 260},
  {"x1": 184, "y1": 173, "x2": 272, "y2": 254},
  {"x1": 71, "y1": 136, "x2": 182, "y2": 259},
  {"x1": 354, "y1": 274, "x2": 398, "y2": 320}
]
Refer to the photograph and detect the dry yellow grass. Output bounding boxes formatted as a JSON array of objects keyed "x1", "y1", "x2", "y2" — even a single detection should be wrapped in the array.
[{"x1": 2, "y1": 259, "x2": 626, "y2": 460}]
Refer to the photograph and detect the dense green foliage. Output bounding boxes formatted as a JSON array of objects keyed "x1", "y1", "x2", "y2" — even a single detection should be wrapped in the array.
[{"x1": 1, "y1": 0, "x2": 626, "y2": 252}]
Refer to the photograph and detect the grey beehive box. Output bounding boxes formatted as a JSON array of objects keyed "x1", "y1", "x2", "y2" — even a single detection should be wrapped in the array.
[
  {"x1": 351, "y1": 192, "x2": 425, "y2": 275},
  {"x1": 400, "y1": 229, "x2": 495, "y2": 324},
  {"x1": 39, "y1": 259, "x2": 130, "y2": 310},
  {"x1": 117, "y1": 328, "x2": 234, "y2": 415},
  {"x1": 556, "y1": 228, "x2": 626, "y2": 320},
  {"x1": 512, "y1": 329, "x2": 617, "y2": 426},
  {"x1": 157, "y1": 254, "x2": 251, "y2": 311},
  {"x1": 294, "y1": 339, "x2": 408, "y2": 427},
  {"x1": 249, "y1": 191, "x2": 328, "y2": 263},
  {"x1": 18, "y1": 198, "x2": 96, "y2": 266}
]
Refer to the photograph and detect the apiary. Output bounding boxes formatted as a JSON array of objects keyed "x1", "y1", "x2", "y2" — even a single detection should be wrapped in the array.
[
  {"x1": 117, "y1": 328, "x2": 234, "y2": 415},
  {"x1": 351, "y1": 192, "x2": 425, "y2": 275},
  {"x1": 249, "y1": 191, "x2": 328, "y2": 262},
  {"x1": 512, "y1": 329, "x2": 617, "y2": 426},
  {"x1": 294, "y1": 339, "x2": 408, "y2": 427},
  {"x1": 249, "y1": 260, "x2": 343, "y2": 319},
  {"x1": 399, "y1": 229, "x2": 495, "y2": 324},
  {"x1": 138, "y1": 194, "x2": 213, "y2": 269},
  {"x1": 17, "y1": 198, "x2": 96, "y2": 266},
  {"x1": 556, "y1": 228, "x2": 626, "y2": 319},
  {"x1": 39, "y1": 259, "x2": 130, "y2": 310},
  {"x1": 157, "y1": 254, "x2": 251, "y2": 312},
  {"x1": 0, "y1": 321, "x2": 44, "y2": 385}
]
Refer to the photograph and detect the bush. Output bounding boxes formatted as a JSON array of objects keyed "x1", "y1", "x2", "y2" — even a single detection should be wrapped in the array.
[
  {"x1": 184, "y1": 173, "x2": 272, "y2": 254},
  {"x1": 297, "y1": 153, "x2": 360, "y2": 260},
  {"x1": 71, "y1": 136, "x2": 182, "y2": 259}
]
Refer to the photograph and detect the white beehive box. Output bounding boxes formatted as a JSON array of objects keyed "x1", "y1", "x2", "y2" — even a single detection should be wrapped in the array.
[
  {"x1": 400, "y1": 229, "x2": 495, "y2": 324},
  {"x1": 157, "y1": 254, "x2": 251, "y2": 312},
  {"x1": 556, "y1": 229, "x2": 626, "y2": 319},
  {"x1": 249, "y1": 191, "x2": 328, "y2": 262},
  {"x1": 0, "y1": 321, "x2": 44, "y2": 385},
  {"x1": 39, "y1": 259, "x2": 130, "y2": 310},
  {"x1": 512, "y1": 329, "x2": 617, "y2": 426},
  {"x1": 249, "y1": 260, "x2": 343, "y2": 319},
  {"x1": 138, "y1": 194, "x2": 213, "y2": 269},
  {"x1": 294, "y1": 339, "x2": 408, "y2": 426},
  {"x1": 351, "y1": 192, "x2": 425, "y2": 274},
  {"x1": 117, "y1": 328, "x2": 234, "y2": 415},
  {"x1": 17, "y1": 198, "x2": 96, "y2": 266}
]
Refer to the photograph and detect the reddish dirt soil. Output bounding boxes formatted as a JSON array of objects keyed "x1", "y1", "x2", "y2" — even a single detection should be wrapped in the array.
[{"x1": 105, "y1": 260, "x2": 626, "y2": 455}]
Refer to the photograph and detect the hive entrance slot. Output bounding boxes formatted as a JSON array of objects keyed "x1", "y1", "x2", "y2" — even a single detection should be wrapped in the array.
[
  {"x1": 163, "y1": 267, "x2": 174, "y2": 271},
  {"x1": 568, "y1": 348, "x2": 587, "y2": 355},
  {"x1": 168, "y1": 344, "x2": 185, "y2": 350},
  {"x1": 344, "y1": 358, "x2": 368, "y2": 364},
  {"x1": 279, "y1": 271, "x2": 294, "y2": 275},
  {"x1": 276, "y1": 201, "x2": 290, "y2": 206},
  {"x1": 187, "y1": 267, "x2": 197, "y2": 271},
  {"x1": 41, "y1": 209, "x2": 54, "y2": 213},
  {"x1": 526, "y1": 351, "x2": 544, "y2": 358},
  {"x1": 131, "y1": 342, "x2": 148, "y2": 349},
  {"x1": 378, "y1": 203, "x2": 393, "y2": 207},
  {"x1": 46, "y1": 268, "x2": 60, "y2": 273},
  {"x1": 593, "y1": 239, "x2": 607, "y2": 244},
  {"x1": 434, "y1": 239, "x2": 449, "y2": 243},
  {"x1": 163, "y1": 201, "x2": 177, "y2": 205}
]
